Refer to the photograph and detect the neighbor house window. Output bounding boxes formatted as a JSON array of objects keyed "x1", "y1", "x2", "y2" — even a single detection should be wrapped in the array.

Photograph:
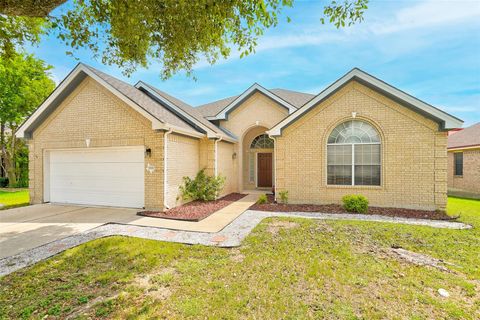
[
  {"x1": 454, "y1": 152, "x2": 463, "y2": 176},
  {"x1": 327, "y1": 120, "x2": 381, "y2": 186}
]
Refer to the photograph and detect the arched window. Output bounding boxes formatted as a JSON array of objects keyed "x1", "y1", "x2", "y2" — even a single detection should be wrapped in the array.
[
  {"x1": 327, "y1": 120, "x2": 381, "y2": 186},
  {"x1": 250, "y1": 134, "x2": 274, "y2": 149}
]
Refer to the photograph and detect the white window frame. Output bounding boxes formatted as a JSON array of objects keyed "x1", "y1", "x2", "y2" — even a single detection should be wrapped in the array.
[{"x1": 326, "y1": 142, "x2": 381, "y2": 186}]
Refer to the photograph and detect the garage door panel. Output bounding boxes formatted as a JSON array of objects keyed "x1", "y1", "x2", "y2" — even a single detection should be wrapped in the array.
[{"x1": 48, "y1": 147, "x2": 145, "y2": 208}]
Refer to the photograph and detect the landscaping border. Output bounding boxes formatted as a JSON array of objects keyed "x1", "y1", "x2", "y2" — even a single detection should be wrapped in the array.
[{"x1": 0, "y1": 210, "x2": 471, "y2": 277}]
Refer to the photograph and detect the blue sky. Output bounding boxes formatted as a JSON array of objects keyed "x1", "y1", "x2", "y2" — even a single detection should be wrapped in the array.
[{"x1": 30, "y1": 0, "x2": 480, "y2": 126}]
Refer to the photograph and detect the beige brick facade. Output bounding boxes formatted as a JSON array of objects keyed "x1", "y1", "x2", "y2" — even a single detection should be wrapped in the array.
[
  {"x1": 166, "y1": 133, "x2": 200, "y2": 207},
  {"x1": 219, "y1": 92, "x2": 288, "y2": 190},
  {"x1": 217, "y1": 140, "x2": 237, "y2": 195},
  {"x1": 448, "y1": 148, "x2": 480, "y2": 195},
  {"x1": 29, "y1": 78, "x2": 164, "y2": 210},
  {"x1": 26, "y1": 72, "x2": 452, "y2": 212},
  {"x1": 275, "y1": 81, "x2": 447, "y2": 211}
]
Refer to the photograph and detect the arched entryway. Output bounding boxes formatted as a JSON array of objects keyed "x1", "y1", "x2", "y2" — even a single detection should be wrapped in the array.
[{"x1": 242, "y1": 126, "x2": 274, "y2": 190}]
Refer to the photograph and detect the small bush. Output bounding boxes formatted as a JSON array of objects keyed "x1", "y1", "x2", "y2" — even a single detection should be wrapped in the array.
[
  {"x1": 0, "y1": 177, "x2": 8, "y2": 188},
  {"x1": 178, "y1": 169, "x2": 225, "y2": 201},
  {"x1": 342, "y1": 194, "x2": 369, "y2": 214},
  {"x1": 278, "y1": 190, "x2": 289, "y2": 204},
  {"x1": 257, "y1": 194, "x2": 268, "y2": 204}
]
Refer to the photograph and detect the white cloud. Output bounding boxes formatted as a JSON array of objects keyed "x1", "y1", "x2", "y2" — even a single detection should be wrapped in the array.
[{"x1": 372, "y1": 0, "x2": 480, "y2": 35}]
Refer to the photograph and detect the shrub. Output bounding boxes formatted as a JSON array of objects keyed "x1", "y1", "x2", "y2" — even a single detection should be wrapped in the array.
[
  {"x1": 342, "y1": 194, "x2": 369, "y2": 214},
  {"x1": 257, "y1": 194, "x2": 268, "y2": 204},
  {"x1": 278, "y1": 190, "x2": 289, "y2": 204},
  {"x1": 0, "y1": 177, "x2": 8, "y2": 188},
  {"x1": 178, "y1": 169, "x2": 225, "y2": 201}
]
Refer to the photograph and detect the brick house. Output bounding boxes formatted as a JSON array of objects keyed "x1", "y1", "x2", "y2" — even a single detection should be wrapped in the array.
[
  {"x1": 16, "y1": 64, "x2": 463, "y2": 211},
  {"x1": 447, "y1": 123, "x2": 480, "y2": 198}
]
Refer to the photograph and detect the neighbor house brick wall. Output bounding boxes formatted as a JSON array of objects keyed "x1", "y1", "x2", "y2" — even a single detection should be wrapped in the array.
[
  {"x1": 219, "y1": 92, "x2": 289, "y2": 190},
  {"x1": 448, "y1": 149, "x2": 480, "y2": 195},
  {"x1": 166, "y1": 133, "x2": 200, "y2": 208},
  {"x1": 29, "y1": 77, "x2": 164, "y2": 209},
  {"x1": 217, "y1": 140, "x2": 238, "y2": 195},
  {"x1": 275, "y1": 81, "x2": 447, "y2": 211}
]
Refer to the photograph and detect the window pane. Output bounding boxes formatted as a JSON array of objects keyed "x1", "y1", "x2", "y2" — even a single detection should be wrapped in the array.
[
  {"x1": 328, "y1": 165, "x2": 352, "y2": 185},
  {"x1": 328, "y1": 120, "x2": 380, "y2": 144},
  {"x1": 354, "y1": 165, "x2": 381, "y2": 186},
  {"x1": 327, "y1": 145, "x2": 352, "y2": 165},
  {"x1": 454, "y1": 152, "x2": 463, "y2": 176},
  {"x1": 250, "y1": 134, "x2": 274, "y2": 149},
  {"x1": 249, "y1": 153, "x2": 255, "y2": 182},
  {"x1": 355, "y1": 144, "x2": 380, "y2": 165}
]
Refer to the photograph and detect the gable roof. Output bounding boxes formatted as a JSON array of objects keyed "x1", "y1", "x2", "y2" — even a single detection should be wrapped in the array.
[
  {"x1": 135, "y1": 81, "x2": 235, "y2": 141},
  {"x1": 16, "y1": 63, "x2": 204, "y2": 139},
  {"x1": 268, "y1": 68, "x2": 464, "y2": 136},
  {"x1": 448, "y1": 122, "x2": 480, "y2": 149},
  {"x1": 201, "y1": 83, "x2": 299, "y2": 121},
  {"x1": 195, "y1": 88, "x2": 314, "y2": 118}
]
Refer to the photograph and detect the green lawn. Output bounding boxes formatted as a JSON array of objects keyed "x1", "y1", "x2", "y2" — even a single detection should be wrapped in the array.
[
  {"x1": 0, "y1": 197, "x2": 479, "y2": 319},
  {"x1": 0, "y1": 189, "x2": 29, "y2": 209}
]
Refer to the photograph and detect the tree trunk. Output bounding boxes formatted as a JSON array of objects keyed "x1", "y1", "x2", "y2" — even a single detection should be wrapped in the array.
[{"x1": 0, "y1": 122, "x2": 5, "y2": 178}]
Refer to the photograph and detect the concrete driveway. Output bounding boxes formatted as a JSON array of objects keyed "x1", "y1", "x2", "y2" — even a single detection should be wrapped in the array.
[{"x1": 0, "y1": 204, "x2": 138, "y2": 259}]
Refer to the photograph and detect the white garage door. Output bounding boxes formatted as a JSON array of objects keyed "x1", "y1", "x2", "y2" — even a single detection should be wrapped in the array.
[{"x1": 48, "y1": 147, "x2": 145, "y2": 208}]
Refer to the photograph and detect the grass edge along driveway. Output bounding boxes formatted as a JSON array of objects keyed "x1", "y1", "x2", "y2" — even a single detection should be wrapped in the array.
[{"x1": 0, "y1": 189, "x2": 29, "y2": 210}]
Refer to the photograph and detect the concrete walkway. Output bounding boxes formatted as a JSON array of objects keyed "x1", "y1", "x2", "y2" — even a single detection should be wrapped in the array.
[
  {"x1": 0, "y1": 195, "x2": 258, "y2": 259},
  {"x1": 0, "y1": 209, "x2": 471, "y2": 276}
]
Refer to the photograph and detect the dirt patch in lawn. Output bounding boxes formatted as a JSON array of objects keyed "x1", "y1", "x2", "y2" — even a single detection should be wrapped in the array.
[
  {"x1": 138, "y1": 193, "x2": 247, "y2": 221},
  {"x1": 266, "y1": 221, "x2": 300, "y2": 235},
  {"x1": 390, "y1": 247, "x2": 455, "y2": 272},
  {"x1": 250, "y1": 195, "x2": 454, "y2": 220}
]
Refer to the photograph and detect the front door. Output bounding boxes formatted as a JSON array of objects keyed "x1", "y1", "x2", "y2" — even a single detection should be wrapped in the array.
[{"x1": 257, "y1": 153, "x2": 273, "y2": 187}]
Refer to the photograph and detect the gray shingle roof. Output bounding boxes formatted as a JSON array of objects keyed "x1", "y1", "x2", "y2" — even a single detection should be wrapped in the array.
[
  {"x1": 195, "y1": 88, "x2": 315, "y2": 117},
  {"x1": 137, "y1": 82, "x2": 233, "y2": 139},
  {"x1": 83, "y1": 64, "x2": 197, "y2": 132},
  {"x1": 448, "y1": 122, "x2": 480, "y2": 149}
]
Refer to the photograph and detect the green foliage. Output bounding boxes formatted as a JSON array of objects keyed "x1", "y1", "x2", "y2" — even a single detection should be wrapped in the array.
[
  {"x1": 278, "y1": 190, "x2": 289, "y2": 204},
  {"x1": 1, "y1": 1, "x2": 368, "y2": 78},
  {"x1": 257, "y1": 194, "x2": 268, "y2": 204},
  {"x1": 0, "y1": 177, "x2": 8, "y2": 187},
  {"x1": 0, "y1": 15, "x2": 46, "y2": 58},
  {"x1": 342, "y1": 194, "x2": 369, "y2": 213},
  {"x1": 321, "y1": 0, "x2": 369, "y2": 28},
  {"x1": 178, "y1": 169, "x2": 225, "y2": 202},
  {"x1": 0, "y1": 51, "x2": 55, "y2": 187}
]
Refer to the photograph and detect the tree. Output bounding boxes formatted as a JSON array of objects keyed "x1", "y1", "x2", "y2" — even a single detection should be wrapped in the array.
[
  {"x1": 0, "y1": 0, "x2": 368, "y2": 78},
  {"x1": 0, "y1": 52, "x2": 55, "y2": 187}
]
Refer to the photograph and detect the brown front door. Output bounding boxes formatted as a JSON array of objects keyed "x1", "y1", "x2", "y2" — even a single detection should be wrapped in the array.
[{"x1": 257, "y1": 153, "x2": 273, "y2": 187}]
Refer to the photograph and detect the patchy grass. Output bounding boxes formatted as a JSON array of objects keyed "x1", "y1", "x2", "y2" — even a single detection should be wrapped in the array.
[
  {"x1": 0, "y1": 197, "x2": 479, "y2": 319},
  {"x1": 0, "y1": 189, "x2": 29, "y2": 209}
]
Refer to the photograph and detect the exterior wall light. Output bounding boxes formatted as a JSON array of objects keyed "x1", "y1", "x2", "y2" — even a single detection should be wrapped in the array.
[
  {"x1": 145, "y1": 148, "x2": 152, "y2": 158},
  {"x1": 232, "y1": 152, "x2": 237, "y2": 159}
]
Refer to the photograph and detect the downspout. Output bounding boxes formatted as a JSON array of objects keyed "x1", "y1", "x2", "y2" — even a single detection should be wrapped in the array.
[
  {"x1": 214, "y1": 136, "x2": 223, "y2": 177},
  {"x1": 163, "y1": 128, "x2": 173, "y2": 210}
]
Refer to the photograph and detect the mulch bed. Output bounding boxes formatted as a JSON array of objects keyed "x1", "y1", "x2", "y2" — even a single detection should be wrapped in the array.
[
  {"x1": 137, "y1": 193, "x2": 247, "y2": 221},
  {"x1": 250, "y1": 195, "x2": 455, "y2": 221}
]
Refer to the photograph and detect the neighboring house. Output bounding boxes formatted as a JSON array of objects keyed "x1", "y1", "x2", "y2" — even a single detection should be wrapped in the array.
[
  {"x1": 16, "y1": 64, "x2": 463, "y2": 211},
  {"x1": 447, "y1": 123, "x2": 480, "y2": 198}
]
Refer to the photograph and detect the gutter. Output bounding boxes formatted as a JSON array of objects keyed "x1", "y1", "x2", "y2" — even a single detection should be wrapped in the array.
[{"x1": 163, "y1": 128, "x2": 173, "y2": 209}]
